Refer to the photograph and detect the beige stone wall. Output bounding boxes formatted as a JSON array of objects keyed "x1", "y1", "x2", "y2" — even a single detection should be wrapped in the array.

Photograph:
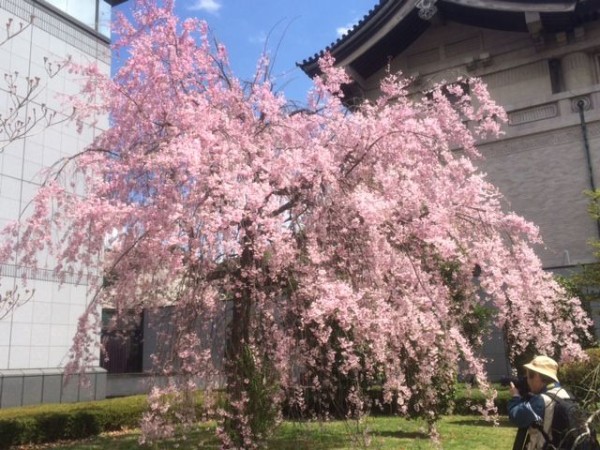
[
  {"x1": 479, "y1": 126, "x2": 599, "y2": 267},
  {"x1": 482, "y1": 60, "x2": 552, "y2": 106},
  {"x1": 361, "y1": 19, "x2": 600, "y2": 269}
]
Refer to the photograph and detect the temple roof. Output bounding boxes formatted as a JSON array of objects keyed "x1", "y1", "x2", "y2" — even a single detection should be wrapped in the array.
[{"x1": 299, "y1": 0, "x2": 600, "y2": 80}]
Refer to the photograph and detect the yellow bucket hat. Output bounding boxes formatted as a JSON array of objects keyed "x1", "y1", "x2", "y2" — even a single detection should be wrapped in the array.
[{"x1": 523, "y1": 355, "x2": 559, "y2": 382}]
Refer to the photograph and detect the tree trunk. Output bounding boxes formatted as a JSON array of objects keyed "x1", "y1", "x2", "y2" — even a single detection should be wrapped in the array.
[{"x1": 223, "y1": 220, "x2": 255, "y2": 448}]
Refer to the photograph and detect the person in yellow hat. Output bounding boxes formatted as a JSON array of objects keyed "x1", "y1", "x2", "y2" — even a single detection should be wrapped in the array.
[{"x1": 508, "y1": 355, "x2": 570, "y2": 450}]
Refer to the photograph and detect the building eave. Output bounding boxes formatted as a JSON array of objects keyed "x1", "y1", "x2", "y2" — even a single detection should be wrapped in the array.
[
  {"x1": 299, "y1": 0, "x2": 600, "y2": 80},
  {"x1": 444, "y1": 0, "x2": 578, "y2": 13},
  {"x1": 298, "y1": 0, "x2": 415, "y2": 78}
]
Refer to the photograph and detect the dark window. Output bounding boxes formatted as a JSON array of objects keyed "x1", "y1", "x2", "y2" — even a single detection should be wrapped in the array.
[
  {"x1": 425, "y1": 81, "x2": 470, "y2": 104},
  {"x1": 100, "y1": 309, "x2": 144, "y2": 374},
  {"x1": 549, "y1": 59, "x2": 564, "y2": 94}
]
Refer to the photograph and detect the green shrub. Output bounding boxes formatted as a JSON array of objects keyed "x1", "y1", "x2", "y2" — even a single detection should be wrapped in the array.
[
  {"x1": 560, "y1": 347, "x2": 600, "y2": 403},
  {"x1": 0, "y1": 384, "x2": 514, "y2": 448},
  {"x1": 0, "y1": 395, "x2": 152, "y2": 448},
  {"x1": 86, "y1": 396, "x2": 148, "y2": 431},
  {"x1": 66, "y1": 411, "x2": 102, "y2": 439},
  {"x1": 283, "y1": 383, "x2": 513, "y2": 420},
  {"x1": 36, "y1": 413, "x2": 70, "y2": 442},
  {"x1": 0, "y1": 419, "x2": 29, "y2": 449},
  {"x1": 452, "y1": 386, "x2": 511, "y2": 415}
]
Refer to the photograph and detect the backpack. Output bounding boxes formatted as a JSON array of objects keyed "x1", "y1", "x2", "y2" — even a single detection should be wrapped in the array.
[{"x1": 537, "y1": 391, "x2": 600, "y2": 450}]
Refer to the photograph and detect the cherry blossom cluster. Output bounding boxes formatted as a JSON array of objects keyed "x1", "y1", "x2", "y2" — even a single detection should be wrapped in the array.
[{"x1": 0, "y1": 1, "x2": 591, "y2": 447}]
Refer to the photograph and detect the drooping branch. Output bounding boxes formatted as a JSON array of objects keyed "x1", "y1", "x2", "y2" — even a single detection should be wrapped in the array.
[
  {"x1": 0, "y1": 25, "x2": 74, "y2": 152},
  {"x1": 0, "y1": 284, "x2": 34, "y2": 320}
]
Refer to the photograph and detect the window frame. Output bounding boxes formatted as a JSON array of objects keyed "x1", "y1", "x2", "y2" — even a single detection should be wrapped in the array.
[{"x1": 34, "y1": 0, "x2": 114, "y2": 40}]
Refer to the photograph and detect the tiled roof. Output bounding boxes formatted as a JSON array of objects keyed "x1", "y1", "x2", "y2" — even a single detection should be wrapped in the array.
[
  {"x1": 298, "y1": 0, "x2": 599, "y2": 78},
  {"x1": 298, "y1": 0, "x2": 390, "y2": 71}
]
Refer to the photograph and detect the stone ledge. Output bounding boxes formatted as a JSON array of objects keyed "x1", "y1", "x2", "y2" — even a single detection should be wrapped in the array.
[{"x1": 0, "y1": 367, "x2": 106, "y2": 408}]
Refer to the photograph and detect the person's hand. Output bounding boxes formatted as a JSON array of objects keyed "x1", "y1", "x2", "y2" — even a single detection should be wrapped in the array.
[{"x1": 509, "y1": 382, "x2": 520, "y2": 397}]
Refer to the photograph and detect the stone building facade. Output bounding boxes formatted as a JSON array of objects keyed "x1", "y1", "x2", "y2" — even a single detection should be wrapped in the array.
[
  {"x1": 301, "y1": 0, "x2": 600, "y2": 379},
  {"x1": 0, "y1": 0, "x2": 125, "y2": 408}
]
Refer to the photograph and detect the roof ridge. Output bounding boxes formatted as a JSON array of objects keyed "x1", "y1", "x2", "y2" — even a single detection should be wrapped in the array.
[{"x1": 297, "y1": 0, "x2": 391, "y2": 67}]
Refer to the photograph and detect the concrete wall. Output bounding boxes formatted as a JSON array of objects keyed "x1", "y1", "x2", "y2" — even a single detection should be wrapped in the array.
[
  {"x1": 0, "y1": 367, "x2": 106, "y2": 408},
  {"x1": 106, "y1": 373, "x2": 153, "y2": 398}
]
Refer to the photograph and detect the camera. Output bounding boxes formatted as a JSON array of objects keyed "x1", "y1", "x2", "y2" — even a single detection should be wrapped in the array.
[{"x1": 500, "y1": 375, "x2": 529, "y2": 397}]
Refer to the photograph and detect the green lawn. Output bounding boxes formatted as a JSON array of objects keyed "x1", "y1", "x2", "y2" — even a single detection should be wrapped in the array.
[{"x1": 39, "y1": 415, "x2": 515, "y2": 449}]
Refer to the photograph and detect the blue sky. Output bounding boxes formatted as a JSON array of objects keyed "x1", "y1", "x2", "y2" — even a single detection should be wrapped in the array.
[{"x1": 112, "y1": 0, "x2": 376, "y2": 104}]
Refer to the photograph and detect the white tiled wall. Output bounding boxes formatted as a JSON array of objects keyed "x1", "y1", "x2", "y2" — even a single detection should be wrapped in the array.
[
  {"x1": 0, "y1": 345, "x2": 9, "y2": 368},
  {"x1": 0, "y1": 1, "x2": 110, "y2": 371},
  {"x1": 29, "y1": 345, "x2": 50, "y2": 367}
]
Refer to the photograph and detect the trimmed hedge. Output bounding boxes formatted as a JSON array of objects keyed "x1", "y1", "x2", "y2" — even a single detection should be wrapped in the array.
[
  {"x1": 0, "y1": 385, "x2": 512, "y2": 448},
  {"x1": 0, "y1": 391, "x2": 214, "y2": 449},
  {"x1": 453, "y1": 385, "x2": 512, "y2": 415},
  {"x1": 283, "y1": 384, "x2": 513, "y2": 419},
  {"x1": 0, "y1": 395, "x2": 148, "y2": 448},
  {"x1": 369, "y1": 385, "x2": 513, "y2": 416}
]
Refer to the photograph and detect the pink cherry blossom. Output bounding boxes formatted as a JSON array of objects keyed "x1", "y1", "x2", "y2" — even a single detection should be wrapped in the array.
[{"x1": 0, "y1": 1, "x2": 591, "y2": 447}]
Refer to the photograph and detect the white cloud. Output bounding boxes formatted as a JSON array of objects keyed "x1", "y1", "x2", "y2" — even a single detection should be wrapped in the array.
[
  {"x1": 336, "y1": 19, "x2": 359, "y2": 38},
  {"x1": 336, "y1": 26, "x2": 352, "y2": 37},
  {"x1": 188, "y1": 0, "x2": 222, "y2": 14}
]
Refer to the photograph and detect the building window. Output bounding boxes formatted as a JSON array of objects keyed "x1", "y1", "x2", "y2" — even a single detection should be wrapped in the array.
[
  {"x1": 594, "y1": 54, "x2": 600, "y2": 84},
  {"x1": 425, "y1": 81, "x2": 470, "y2": 104},
  {"x1": 98, "y1": 0, "x2": 111, "y2": 38},
  {"x1": 38, "y1": 0, "x2": 113, "y2": 39},
  {"x1": 100, "y1": 309, "x2": 144, "y2": 374},
  {"x1": 549, "y1": 59, "x2": 564, "y2": 94}
]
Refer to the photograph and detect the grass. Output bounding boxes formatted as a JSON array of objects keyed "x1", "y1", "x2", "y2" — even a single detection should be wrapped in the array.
[{"x1": 27, "y1": 415, "x2": 516, "y2": 450}]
